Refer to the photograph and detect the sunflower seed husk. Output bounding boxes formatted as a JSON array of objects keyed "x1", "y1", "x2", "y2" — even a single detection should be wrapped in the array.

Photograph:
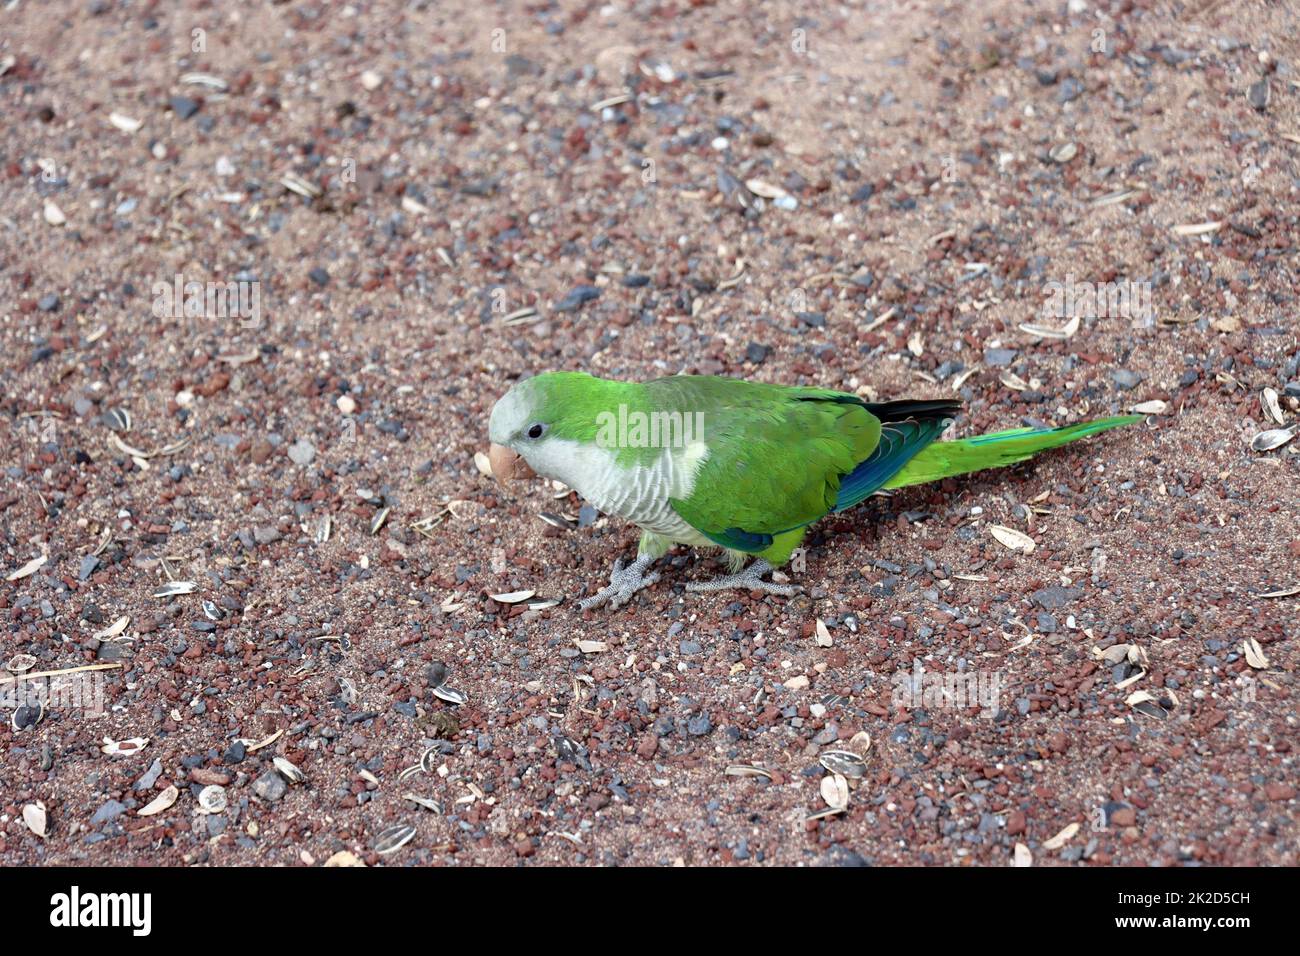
[
  {"x1": 23, "y1": 802, "x2": 47, "y2": 838},
  {"x1": 152, "y1": 581, "x2": 198, "y2": 598},
  {"x1": 6, "y1": 555, "x2": 47, "y2": 581},
  {"x1": 1171, "y1": 221, "x2": 1223, "y2": 237},
  {"x1": 1049, "y1": 142, "x2": 1077, "y2": 163},
  {"x1": 818, "y1": 749, "x2": 868, "y2": 779},
  {"x1": 814, "y1": 618, "x2": 833, "y2": 647},
  {"x1": 370, "y1": 506, "x2": 390, "y2": 535},
  {"x1": 1242, "y1": 637, "x2": 1270, "y2": 669},
  {"x1": 324, "y1": 850, "x2": 366, "y2": 867},
  {"x1": 1129, "y1": 400, "x2": 1168, "y2": 415},
  {"x1": 432, "y1": 684, "x2": 467, "y2": 705},
  {"x1": 403, "y1": 793, "x2": 443, "y2": 814},
  {"x1": 102, "y1": 407, "x2": 132, "y2": 432},
  {"x1": 137, "y1": 786, "x2": 179, "y2": 816},
  {"x1": 12, "y1": 698, "x2": 44, "y2": 731},
  {"x1": 197, "y1": 785, "x2": 228, "y2": 814},
  {"x1": 1019, "y1": 315, "x2": 1080, "y2": 339},
  {"x1": 538, "y1": 512, "x2": 576, "y2": 530},
  {"x1": 724, "y1": 765, "x2": 773, "y2": 779},
  {"x1": 1261, "y1": 388, "x2": 1286, "y2": 426},
  {"x1": 1042, "y1": 822, "x2": 1079, "y2": 850},
  {"x1": 180, "y1": 72, "x2": 228, "y2": 91},
  {"x1": 489, "y1": 590, "x2": 535, "y2": 604},
  {"x1": 273, "y1": 756, "x2": 306, "y2": 783},
  {"x1": 988, "y1": 525, "x2": 1035, "y2": 554},
  {"x1": 101, "y1": 736, "x2": 148, "y2": 756},
  {"x1": 6, "y1": 653, "x2": 37, "y2": 673},
  {"x1": 373, "y1": 823, "x2": 416, "y2": 855},
  {"x1": 280, "y1": 173, "x2": 322, "y2": 199},
  {"x1": 1251, "y1": 425, "x2": 1296, "y2": 452},
  {"x1": 1090, "y1": 188, "x2": 1138, "y2": 207},
  {"x1": 502, "y1": 307, "x2": 540, "y2": 326},
  {"x1": 1259, "y1": 585, "x2": 1300, "y2": 599},
  {"x1": 473, "y1": 451, "x2": 493, "y2": 477},
  {"x1": 820, "y1": 773, "x2": 850, "y2": 811}
]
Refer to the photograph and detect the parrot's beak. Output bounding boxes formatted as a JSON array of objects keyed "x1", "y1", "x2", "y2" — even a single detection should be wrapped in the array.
[{"x1": 488, "y1": 443, "x2": 535, "y2": 484}]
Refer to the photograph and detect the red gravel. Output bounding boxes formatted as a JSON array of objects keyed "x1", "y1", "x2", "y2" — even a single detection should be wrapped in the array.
[{"x1": 1, "y1": 0, "x2": 1296, "y2": 866}]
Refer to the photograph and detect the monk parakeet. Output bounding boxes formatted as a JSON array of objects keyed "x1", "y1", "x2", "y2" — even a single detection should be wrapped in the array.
[{"x1": 487, "y1": 372, "x2": 1139, "y2": 610}]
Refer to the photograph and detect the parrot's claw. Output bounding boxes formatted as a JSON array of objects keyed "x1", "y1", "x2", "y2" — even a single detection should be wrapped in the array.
[
  {"x1": 577, "y1": 555, "x2": 661, "y2": 611},
  {"x1": 686, "y1": 559, "x2": 799, "y2": 598}
]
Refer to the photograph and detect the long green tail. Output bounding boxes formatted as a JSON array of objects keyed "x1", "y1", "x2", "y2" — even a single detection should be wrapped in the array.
[{"x1": 883, "y1": 415, "x2": 1142, "y2": 489}]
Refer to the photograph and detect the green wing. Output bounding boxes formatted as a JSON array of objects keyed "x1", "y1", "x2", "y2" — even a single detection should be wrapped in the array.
[{"x1": 659, "y1": 378, "x2": 881, "y2": 553}]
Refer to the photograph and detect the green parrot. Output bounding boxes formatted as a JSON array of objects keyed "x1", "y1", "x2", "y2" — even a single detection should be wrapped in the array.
[{"x1": 487, "y1": 372, "x2": 1139, "y2": 611}]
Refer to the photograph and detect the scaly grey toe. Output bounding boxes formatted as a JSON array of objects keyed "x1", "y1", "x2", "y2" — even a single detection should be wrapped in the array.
[
  {"x1": 577, "y1": 555, "x2": 661, "y2": 611},
  {"x1": 686, "y1": 559, "x2": 798, "y2": 597}
]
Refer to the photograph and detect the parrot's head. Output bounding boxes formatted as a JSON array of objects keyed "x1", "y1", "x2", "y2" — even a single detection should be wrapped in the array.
[{"x1": 487, "y1": 372, "x2": 603, "y2": 486}]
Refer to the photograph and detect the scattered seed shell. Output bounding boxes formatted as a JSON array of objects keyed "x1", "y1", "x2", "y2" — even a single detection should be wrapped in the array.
[
  {"x1": 474, "y1": 451, "x2": 494, "y2": 477},
  {"x1": 373, "y1": 823, "x2": 416, "y2": 855},
  {"x1": 989, "y1": 525, "x2": 1035, "y2": 554},
  {"x1": 1042, "y1": 822, "x2": 1079, "y2": 850},
  {"x1": 324, "y1": 850, "x2": 366, "y2": 867},
  {"x1": 273, "y1": 756, "x2": 307, "y2": 783},
  {"x1": 432, "y1": 684, "x2": 467, "y2": 705},
  {"x1": 101, "y1": 736, "x2": 149, "y2": 756},
  {"x1": 1049, "y1": 142, "x2": 1077, "y2": 163},
  {"x1": 109, "y1": 112, "x2": 143, "y2": 133},
  {"x1": 1251, "y1": 425, "x2": 1296, "y2": 452},
  {"x1": 23, "y1": 802, "x2": 47, "y2": 838},
  {"x1": 818, "y1": 750, "x2": 867, "y2": 779},
  {"x1": 820, "y1": 773, "x2": 850, "y2": 811},
  {"x1": 1242, "y1": 637, "x2": 1270, "y2": 670},
  {"x1": 403, "y1": 793, "x2": 443, "y2": 813},
  {"x1": 814, "y1": 618, "x2": 833, "y2": 647},
  {"x1": 724, "y1": 765, "x2": 773, "y2": 779},
  {"x1": 137, "y1": 786, "x2": 179, "y2": 816},
  {"x1": 180, "y1": 72, "x2": 228, "y2": 91},
  {"x1": 280, "y1": 173, "x2": 322, "y2": 199},
  {"x1": 198, "y1": 785, "x2": 228, "y2": 814},
  {"x1": 1019, "y1": 315, "x2": 1080, "y2": 339},
  {"x1": 490, "y1": 590, "x2": 536, "y2": 604},
  {"x1": 1129, "y1": 400, "x2": 1168, "y2": 415},
  {"x1": 7, "y1": 555, "x2": 48, "y2": 581},
  {"x1": 1171, "y1": 221, "x2": 1222, "y2": 236},
  {"x1": 1262, "y1": 388, "x2": 1285, "y2": 426},
  {"x1": 152, "y1": 581, "x2": 198, "y2": 598},
  {"x1": 6, "y1": 653, "x2": 37, "y2": 673},
  {"x1": 1259, "y1": 585, "x2": 1299, "y2": 599}
]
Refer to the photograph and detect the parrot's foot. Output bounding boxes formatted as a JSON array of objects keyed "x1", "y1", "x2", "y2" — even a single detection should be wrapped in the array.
[
  {"x1": 686, "y1": 559, "x2": 799, "y2": 598},
  {"x1": 577, "y1": 555, "x2": 661, "y2": 611}
]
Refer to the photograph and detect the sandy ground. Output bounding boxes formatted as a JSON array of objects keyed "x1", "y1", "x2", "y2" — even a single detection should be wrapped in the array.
[{"x1": 1, "y1": 0, "x2": 1297, "y2": 866}]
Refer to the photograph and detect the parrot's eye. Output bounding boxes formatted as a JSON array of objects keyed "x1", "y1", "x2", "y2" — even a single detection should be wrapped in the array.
[{"x1": 526, "y1": 423, "x2": 546, "y2": 440}]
